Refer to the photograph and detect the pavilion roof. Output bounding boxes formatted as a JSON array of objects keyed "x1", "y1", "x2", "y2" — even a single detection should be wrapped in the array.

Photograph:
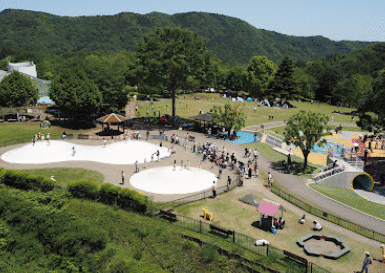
[{"x1": 97, "y1": 113, "x2": 128, "y2": 123}]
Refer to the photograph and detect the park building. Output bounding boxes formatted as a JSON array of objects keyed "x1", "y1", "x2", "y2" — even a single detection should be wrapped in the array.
[{"x1": 0, "y1": 61, "x2": 51, "y2": 103}]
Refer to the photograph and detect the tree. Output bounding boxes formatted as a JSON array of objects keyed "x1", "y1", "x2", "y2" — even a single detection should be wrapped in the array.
[
  {"x1": 0, "y1": 71, "x2": 39, "y2": 107},
  {"x1": 270, "y1": 55, "x2": 297, "y2": 100},
  {"x1": 243, "y1": 56, "x2": 275, "y2": 97},
  {"x1": 224, "y1": 65, "x2": 245, "y2": 91},
  {"x1": 357, "y1": 70, "x2": 385, "y2": 132},
  {"x1": 332, "y1": 74, "x2": 372, "y2": 108},
  {"x1": 82, "y1": 54, "x2": 127, "y2": 112},
  {"x1": 49, "y1": 67, "x2": 102, "y2": 118},
  {"x1": 284, "y1": 111, "x2": 330, "y2": 170},
  {"x1": 293, "y1": 67, "x2": 317, "y2": 100},
  {"x1": 136, "y1": 27, "x2": 210, "y2": 126},
  {"x1": 211, "y1": 103, "x2": 246, "y2": 138}
]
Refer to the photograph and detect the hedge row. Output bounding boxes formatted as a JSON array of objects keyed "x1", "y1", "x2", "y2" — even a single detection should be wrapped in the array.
[
  {"x1": 0, "y1": 169, "x2": 55, "y2": 192},
  {"x1": 68, "y1": 181, "x2": 149, "y2": 213}
]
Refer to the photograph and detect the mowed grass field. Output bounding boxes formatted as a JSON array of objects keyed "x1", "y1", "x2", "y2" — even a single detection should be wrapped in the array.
[
  {"x1": 137, "y1": 95, "x2": 359, "y2": 127},
  {"x1": 21, "y1": 167, "x2": 104, "y2": 189},
  {"x1": 0, "y1": 123, "x2": 96, "y2": 146}
]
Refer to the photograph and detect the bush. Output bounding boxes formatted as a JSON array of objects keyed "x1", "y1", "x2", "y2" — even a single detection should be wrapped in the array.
[
  {"x1": 68, "y1": 180, "x2": 99, "y2": 200},
  {"x1": 119, "y1": 188, "x2": 148, "y2": 213},
  {"x1": 0, "y1": 170, "x2": 54, "y2": 192},
  {"x1": 99, "y1": 183, "x2": 121, "y2": 205}
]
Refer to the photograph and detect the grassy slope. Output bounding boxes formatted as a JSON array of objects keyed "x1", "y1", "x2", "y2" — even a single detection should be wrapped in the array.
[{"x1": 309, "y1": 183, "x2": 385, "y2": 221}]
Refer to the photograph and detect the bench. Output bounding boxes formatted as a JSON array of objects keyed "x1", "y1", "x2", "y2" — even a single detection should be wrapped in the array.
[
  {"x1": 202, "y1": 208, "x2": 213, "y2": 221},
  {"x1": 161, "y1": 210, "x2": 178, "y2": 222},
  {"x1": 210, "y1": 224, "x2": 233, "y2": 237},
  {"x1": 78, "y1": 134, "x2": 89, "y2": 139},
  {"x1": 284, "y1": 250, "x2": 308, "y2": 266}
]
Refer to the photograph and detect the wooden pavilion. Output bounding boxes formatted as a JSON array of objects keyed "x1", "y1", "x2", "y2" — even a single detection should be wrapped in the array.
[{"x1": 97, "y1": 113, "x2": 129, "y2": 134}]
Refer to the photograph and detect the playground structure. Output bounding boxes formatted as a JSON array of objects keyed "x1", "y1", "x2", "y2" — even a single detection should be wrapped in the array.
[{"x1": 202, "y1": 208, "x2": 213, "y2": 221}]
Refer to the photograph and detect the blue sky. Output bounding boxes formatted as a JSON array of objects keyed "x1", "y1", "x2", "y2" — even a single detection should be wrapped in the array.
[{"x1": 1, "y1": 0, "x2": 384, "y2": 42}]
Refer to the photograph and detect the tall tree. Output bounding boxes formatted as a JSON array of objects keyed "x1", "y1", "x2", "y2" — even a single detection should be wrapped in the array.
[
  {"x1": 0, "y1": 71, "x2": 39, "y2": 107},
  {"x1": 284, "y1": 111, "x2": 330, "y2": 170},
  {"x1": 293, "y1": 67, "x2": 317, "y2": 100},
  {"x1": 332, "y1": 74, "x2": 372, "y2": 108},
  {"x1": 357, "y1": 70, "x2": 385, "y2": 132},
  {"x1": 136, "y1": 27, "x2": 210, "y2": 126},
  {"x1": 211, "y1": 103, "x2": 246, "y2": 138},
  {"x1": 270, "y1": 55, "x2": 297, "y2": 99},
  {"x1": 49, "y1": 67, "x2": 102, "y2": 119},
  {"x1": 224, "y1": 65, "x2": 245, "y2": 91},
  {"x1": 82, "y1": 54, "x2": 127, "y2": 112},
  {"x1": 243, "y1": 56, "x2": 275, "y2": 97}
]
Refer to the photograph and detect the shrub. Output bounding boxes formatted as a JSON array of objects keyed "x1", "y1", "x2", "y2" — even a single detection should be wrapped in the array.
[
  {"x1": 68, "y1": 180, "x2": 99, "y2": 200},
  {"x1": 200, "y1": 243, "x2": 218, "y2": 263},
  {"x1": 118, "y1": 188, "x2": 148, "y2": 213},
  {"x1": 0, "y1": 170, "x2": 55, "y2": 192},
  {"x1": 99, "y1": 183, "x2": 121, "y2": 205}
]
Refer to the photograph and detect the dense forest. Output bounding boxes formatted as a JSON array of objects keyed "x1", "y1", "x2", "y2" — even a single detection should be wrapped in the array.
[{"x1": 0, "y1": 9, "x2": 372, "y2": 65}]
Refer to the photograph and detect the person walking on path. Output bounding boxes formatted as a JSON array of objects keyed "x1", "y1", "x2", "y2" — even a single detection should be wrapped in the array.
[
  {"x1": 135, "y1": 160, "x2": 139, "y2": 173},
  {"x1": 72, "y1": 146, "x2": 76, "y2": 157},
  {"x1": 173, "y1": 160, "x2": 176, "y2": 171},
  {"x1": 357, "y1": 251, "x2": 372, "y2": 273},
  {"x1": 212, "y1": 181, "x2": 217, "y2": 198},
  {"x1": 268, "y1": 172, "x2": 272, "y2": 188},
  {"x1": 103, "y1": 138, "x2": 106, "y2": 148},
  {"x1": 120, "y1": 170, "x2": 125, "y2": 185},
  {"x1": 218, "y1": 165, "x2": 223, "y2": 179},
  {"x1": 32, "y1": 135, "x2": 36, "y2": 146},
  {"x1": 254, "y1": 162, "x2": 258, "y2": 177},
  {"x1": 47, "y1": 133, "x2": 50, "y2": 146},
  {"x1": 156, "y1": 150, "x2": 160, "y2": 161}
]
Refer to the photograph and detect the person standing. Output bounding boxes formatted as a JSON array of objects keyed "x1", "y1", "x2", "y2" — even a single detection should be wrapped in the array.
[
  {"x1": 254, "y1": 162, "x2": 258, "y2": 177},
  {"x1": 173, "y1": 160, "x2": 177, "y2": 171},
  {"x1": 72, "y1": 146, "x2": 76, "y2": 157},
  {"x1": 32, "y1": 135, "x2": 36, "y2": 146},
  {"x1": 47, "y1": 133, "x2": 50, "y2": 146},
  {"x1": 103, "y1": 138, "x2": 106, "y2": 148},
  {"x1": 227, "y1": 176, "x2": 231, "y2": 191},
  {"x1": 268, "y1": 172, "x2": 272, "y2": 188},
  {"x1": 156, "y1": 150, "x2": 160, "y2": 161},
  {"x1": 358, "y1": 252, "x2": 372, "y2": 273},
  {"x1": 212, "y1": 181, "x2": 217, "y2": 198},
  {"x1": 135, "y1": 160, "x2": 139, "y2": 173},
  {"x1": 120, "y1": 171, "x2": 125, "y2": 185},
  {"x1": 218, "y1": 165, "x2": 223, "y2": 179}
]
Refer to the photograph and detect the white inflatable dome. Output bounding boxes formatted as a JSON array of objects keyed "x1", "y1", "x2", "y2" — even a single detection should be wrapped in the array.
[{"x1": 8, "y1": 61, "x2": 37, "y2": 78}]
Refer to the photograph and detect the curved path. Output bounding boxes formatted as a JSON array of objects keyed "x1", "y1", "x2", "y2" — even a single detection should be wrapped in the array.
[{"x1": 0, "y1": 127, "x2": 384, "y2": 236}]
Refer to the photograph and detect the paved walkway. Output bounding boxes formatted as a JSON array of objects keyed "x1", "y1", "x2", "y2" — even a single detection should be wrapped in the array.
[{"x1": 1, "y1": 127, "x2": 384, "y2": 236}]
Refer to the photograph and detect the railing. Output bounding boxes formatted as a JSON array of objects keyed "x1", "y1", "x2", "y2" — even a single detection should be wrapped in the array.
[
  {"x1": 265, "y1": 134, "x2": 283, "y2": 149},
  {"x1": 263, "y1": 129, "x2": 285, "y2": 140},
  {"x1": 312, "y1": 167, "x2": 345, "y2": 182},
  {"x1": 271, "y1": 184, "x2": 385, "y2": 244},
  {"x1": 156, "y1": 177, "x2": 241, "y2": 211}
]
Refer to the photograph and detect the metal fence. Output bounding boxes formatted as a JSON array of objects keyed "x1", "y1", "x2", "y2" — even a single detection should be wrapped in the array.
[
  {"x1": 271, "y1": 185, "x2": 385, "y2": 244},
  {"x1": 156, "y1": 212, "x2": 331, "y2": 273},
  {"x1": 156, "y1": 177, "x2": 241, "y2": 211}
]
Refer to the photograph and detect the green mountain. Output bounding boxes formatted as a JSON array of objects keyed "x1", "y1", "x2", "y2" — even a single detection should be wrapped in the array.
[{"x1": 0, "y1": 9, "x2": 373, "y2": 65}]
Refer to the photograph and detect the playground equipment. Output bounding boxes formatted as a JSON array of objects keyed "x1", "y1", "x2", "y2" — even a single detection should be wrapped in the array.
[{"x1": 202, "y1": 208, "x2": 213, "y2": 221}]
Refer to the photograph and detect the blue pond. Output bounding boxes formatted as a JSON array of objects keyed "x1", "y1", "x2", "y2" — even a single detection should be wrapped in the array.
[
  {"x1": 227, "y1": 132, "x2": 258, "y2": 144},
  {"x1": 311, "y1": 142, "x2": 344, "y2": 154}
]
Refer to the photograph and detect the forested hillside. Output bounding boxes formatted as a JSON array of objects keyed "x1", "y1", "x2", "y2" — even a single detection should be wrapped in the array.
[{"x1": 0, "y1": 9, "x2": 372, "y2": 65}]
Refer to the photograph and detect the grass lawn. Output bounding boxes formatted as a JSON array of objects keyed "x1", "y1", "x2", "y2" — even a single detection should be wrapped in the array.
[
  {"x1": 140, "y1": 96, "x2": 359, "y2": 128},
  {"x1": 0, "y1": 123, "x2": 96, "y2": 147},
  {"x1": 174, "y1": 189, "x2": 385, "y2": 273},
  {"x1": 309, "y1": 183, "x2": 385, "y2": 221},
  {"x1": 21, "y1": 168, "x2": 104, "y2": 188}
]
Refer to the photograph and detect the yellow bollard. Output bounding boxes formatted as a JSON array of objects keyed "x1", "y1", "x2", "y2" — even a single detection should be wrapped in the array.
[{"x1": 381, "y1": 245, "x2": 385, "y2": 261}]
